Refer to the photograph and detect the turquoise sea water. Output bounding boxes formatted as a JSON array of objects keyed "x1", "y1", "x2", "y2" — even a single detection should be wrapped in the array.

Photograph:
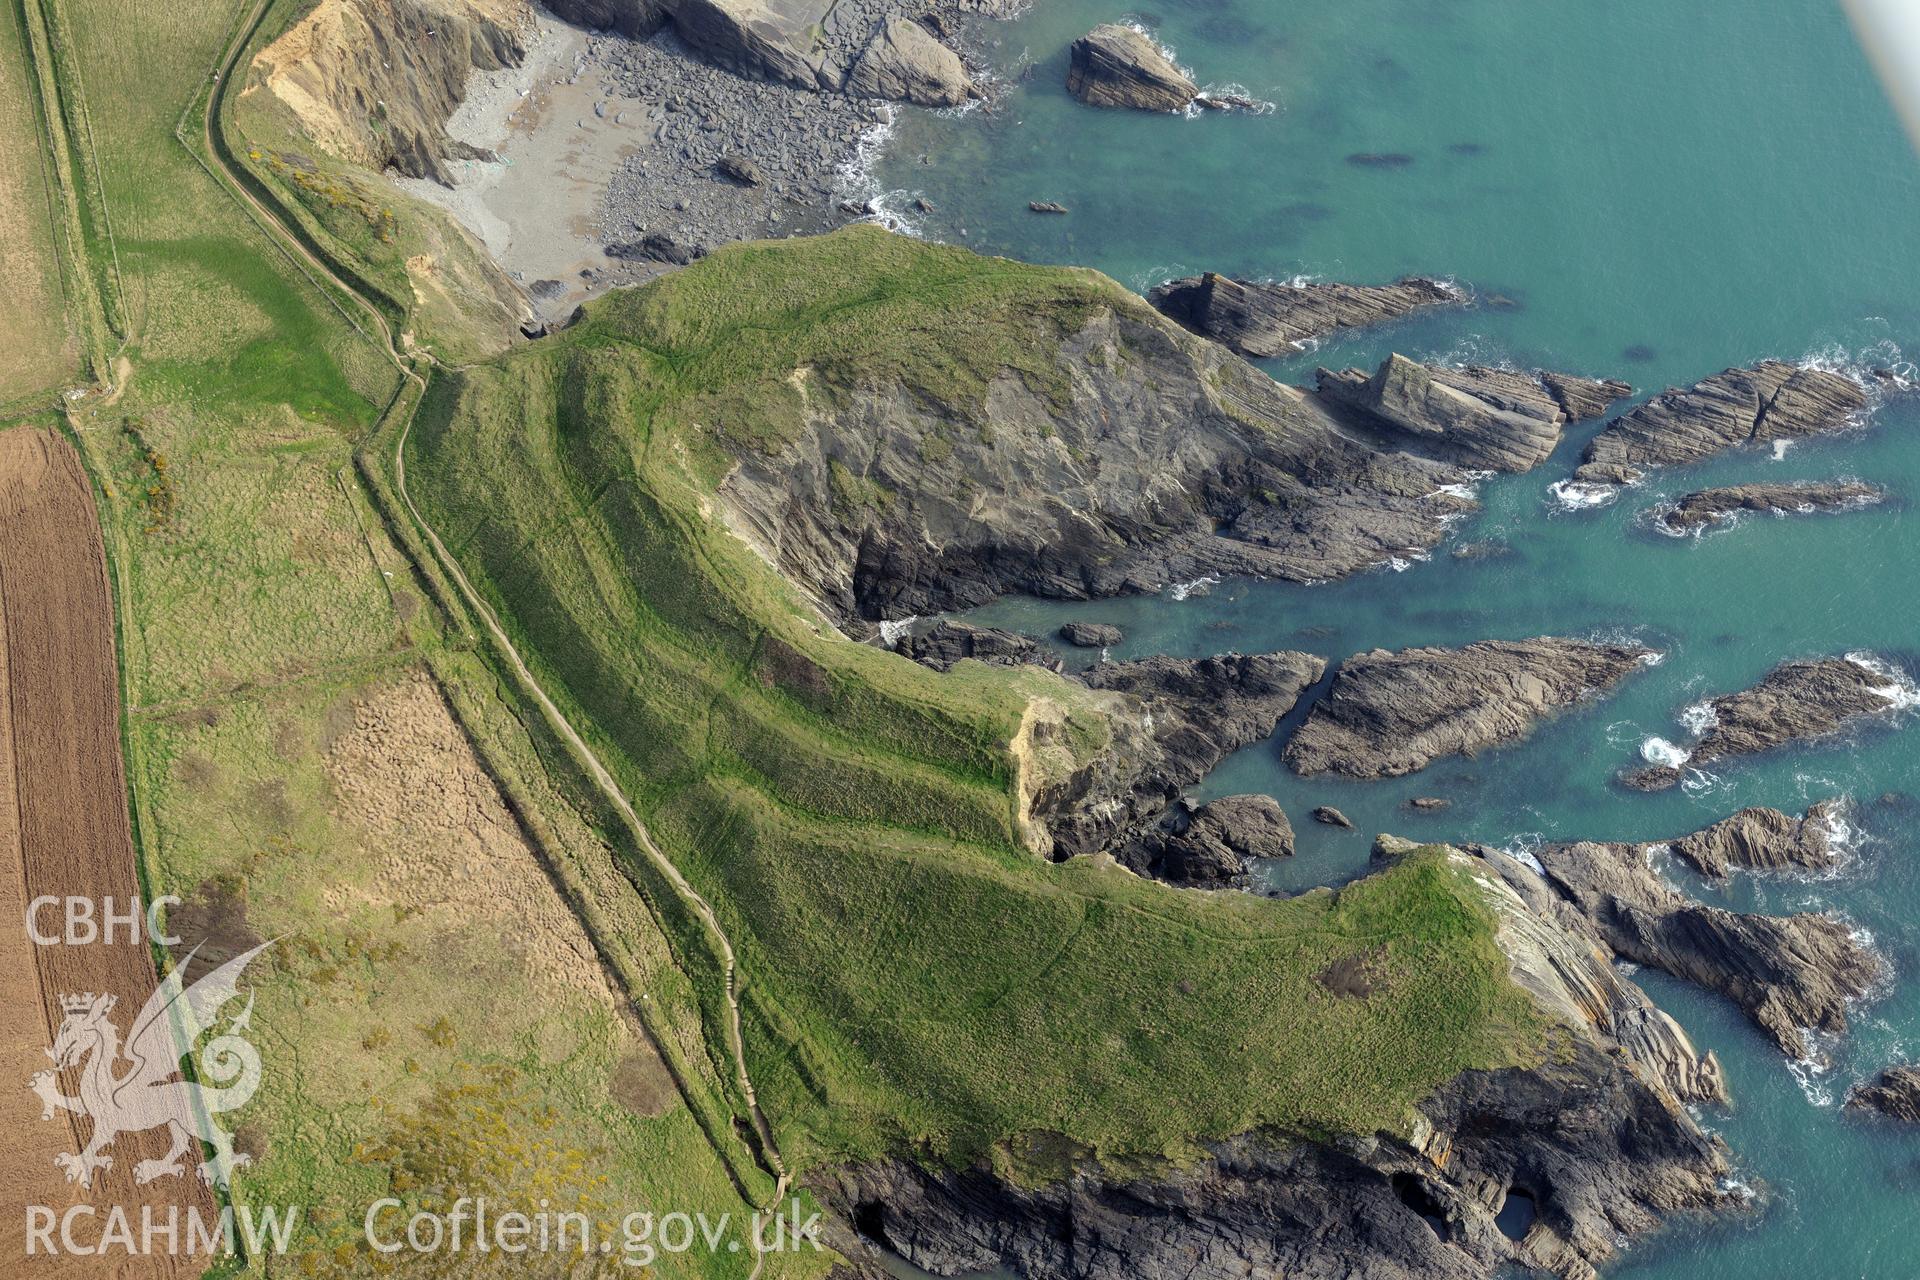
[{"x1": 875, "y1": 2, "x2": 1920, "y2": 1276}]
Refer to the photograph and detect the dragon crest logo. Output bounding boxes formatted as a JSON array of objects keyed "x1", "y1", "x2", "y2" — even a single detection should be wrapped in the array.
[{"x1": 29, "y1": 942, "x2": 271, "y2": 1191}]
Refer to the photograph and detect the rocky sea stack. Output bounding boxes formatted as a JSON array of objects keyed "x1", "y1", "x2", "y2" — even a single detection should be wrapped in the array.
[
  {"x1": 1624, "y1": 656, "x2": 1911, "y2": 790},
  {"x1": 1664, "y1": 803, "x2": 1844, "y2": 878},
  {"x1": 1284, "y1": 638, "x2": 1654, "y2": 779},
  {"x1": 1573, "y1": 361, "x2": 1869, "y2": 487},
  {"x1": 1316, "y1": 355, "x2": 1631, "y2": 473},
  {"x1": 1066, "y1": 24, "x2": 1197, "y2": 111},
  {"x1": 1060, "y1": 621, "x2": 1124, "y2": 648},
  {"x1": 1656, "y1": 480, "x2": 1885, "y2": 533},
  {"x1": 1849, "y1": 1066, "x2": 1920, "y2": 1122},
  {"x1": 1148, "y1": 273, "x2": 1462, "y2": 358}
]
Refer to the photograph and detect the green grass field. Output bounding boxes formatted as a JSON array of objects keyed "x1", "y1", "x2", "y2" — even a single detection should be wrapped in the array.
[
  {"x1": 0, "y1": 0, "x2": 78, "y2": 403},
  {"x1": 402, "y1": 226, "x2": 1549, "y2": 1174}
]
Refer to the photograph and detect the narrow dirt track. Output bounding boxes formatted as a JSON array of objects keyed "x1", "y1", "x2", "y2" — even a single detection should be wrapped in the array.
[{"x1": 0, "y1": 427, "x2": 216, "y2": 1275}]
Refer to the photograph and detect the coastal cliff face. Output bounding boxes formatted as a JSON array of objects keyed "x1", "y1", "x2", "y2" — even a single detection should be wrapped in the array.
[
  {"x1": 252, "y1": 0, "x2": 533, "y2": 184},
  {"x1": 815, "y1": 841, "x2": 1734, "y2": 1280},
  {"x1": 544, "y1": 0, "x2": 669, "y2": 37},
  {"x1": 714, "y1": 293, "x2": 1476, "y2": 625}
]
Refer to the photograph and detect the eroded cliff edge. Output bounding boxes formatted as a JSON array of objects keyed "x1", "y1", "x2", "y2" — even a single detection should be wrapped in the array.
[{"x1": 816, "y1": 841, "x2": 1737, "y2": 1280}]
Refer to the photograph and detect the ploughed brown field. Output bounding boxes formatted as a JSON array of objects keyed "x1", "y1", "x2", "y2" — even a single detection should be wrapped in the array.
[{"x1": 0, "y1": 428, "x2": 216, "y2": 1275}]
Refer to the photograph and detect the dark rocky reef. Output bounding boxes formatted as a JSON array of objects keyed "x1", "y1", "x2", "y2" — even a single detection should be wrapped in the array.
[
  {"x1": 1663, "y1": 803, "x2": 1843, "y2": 878},
  {"x1": 1312, "y1": 804, "x2": 1353, "y2": 828},
  {"x1": 1111, "y1": 793, "x2": 1293, "y2": 887},
  {"x1": 1572, "y1": 361, "x2": 1868, "y2": 487},
  {"x1": 1065, "y1": 23, "x2": 1196, "y2": 111},
  {"x1": 1623, "y1": 656, "x2": 1910, "y2": 790},
  {"x1": 716, "y1": 290, "x2": 1483, "y2": 625},
  {"x1": 1848, "y1": 1066, "x2": 1920, "y2": 1122},
  {"x1": 1315, "y1": 354, "x2": 1631, "y2": 473},
  {"x1": 1027, "y1": 651, "x2": 1325, "y2": 860},
  {"x1": 1532, "y1": 837, "x2": 1883, "y2": 1061},
  {"x1": 1059, "y1": 621, "x2": 1123, "y2": 648},
  {"x1": 1148, "y1": 273, "x2": 1462, "y2": 358},
  {"x1": 818, "y1": 838, "x2": 1736, "y2": 1280},
  {"x1": 1656, "y1": 480, "x2": 1885, "y2": 533},
  {"x1": 1283, "y1": 638, "x2": 1654, "y2": 779}
]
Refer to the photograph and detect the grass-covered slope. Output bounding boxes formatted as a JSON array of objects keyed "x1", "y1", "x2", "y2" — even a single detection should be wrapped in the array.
[{"x1": 404, "y1": 226, "x2": 1547, "y2": 1172}]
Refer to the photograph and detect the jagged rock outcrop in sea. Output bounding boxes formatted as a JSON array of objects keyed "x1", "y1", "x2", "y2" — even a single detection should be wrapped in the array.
[
  {"x1": 1655, "y1": 480, "x2": 1886, "y2": 533},
  {"x1": 1283, "y1": 638, "x2": 1654, "y2": 779},
  {"x1": 1066, "y1": 23, "x2": 1197, "y2": 111},
  {"x1": 816, "y1": 839, "x2": 1735, "y2": 1280},
  {"x1": 1623, "y1": 655, "x2": 1912, "y2": 790},
  {"x1": 1848, "y1": 1066, "x2": 1920, "y2": 1121},
  {"x1": 1315, "y1": 354, "x2": 1631, "y2": 472},
  {"x1": 1571, "y1": 361, "x2": 1869, "y2": 487},
  {"x1": 1530, "y1": 836, "x2": 1884, "y2": 1061},
  {"x1": 1059, "y1": 621, "x2": 1123, "y2": 648},
  {"x1": 1148, "y1": 273, "x2": 1462, "y2": 358},
  {"x1": 1663, "y1": 802, "x2": 1843, "y2": 878},
  {"x1": 716, "y1": 285, "x2": 1483, "y2": 625},
  {"x1": 1025, "y1": 651, "x2": 1326, "y2": 860}
]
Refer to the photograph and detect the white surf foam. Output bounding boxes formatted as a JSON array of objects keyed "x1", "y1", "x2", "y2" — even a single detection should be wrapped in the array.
[
  {"x1": 1191, "y1": 82, "x2": 1278, "y2": 115},
  {"x1": 1640, "y1": 736, "x2": 1691, "y2": 768},
  {"x1": 1812, "y1": 797, "x2": 1863, "y2": 863},
  {"x1": 1547, "y1": 479, "x2": 1620, "y2": 511},
  {"x1": 1495, "y1": 833, "x2": 1547, "y2": 876},
  {"x1": 1679, "y1": 767, "x2": 1724, "y2": 797},
  {"x1": 1786, "y1": 1030, "x2": 1839, "y2": 1108},
  {"x1": 1167, "y1": 575, "x2": 1219, "y2": 601},
  {"x1": 1846, "y1": 650, "x2": 1920, "y2": 712}
]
